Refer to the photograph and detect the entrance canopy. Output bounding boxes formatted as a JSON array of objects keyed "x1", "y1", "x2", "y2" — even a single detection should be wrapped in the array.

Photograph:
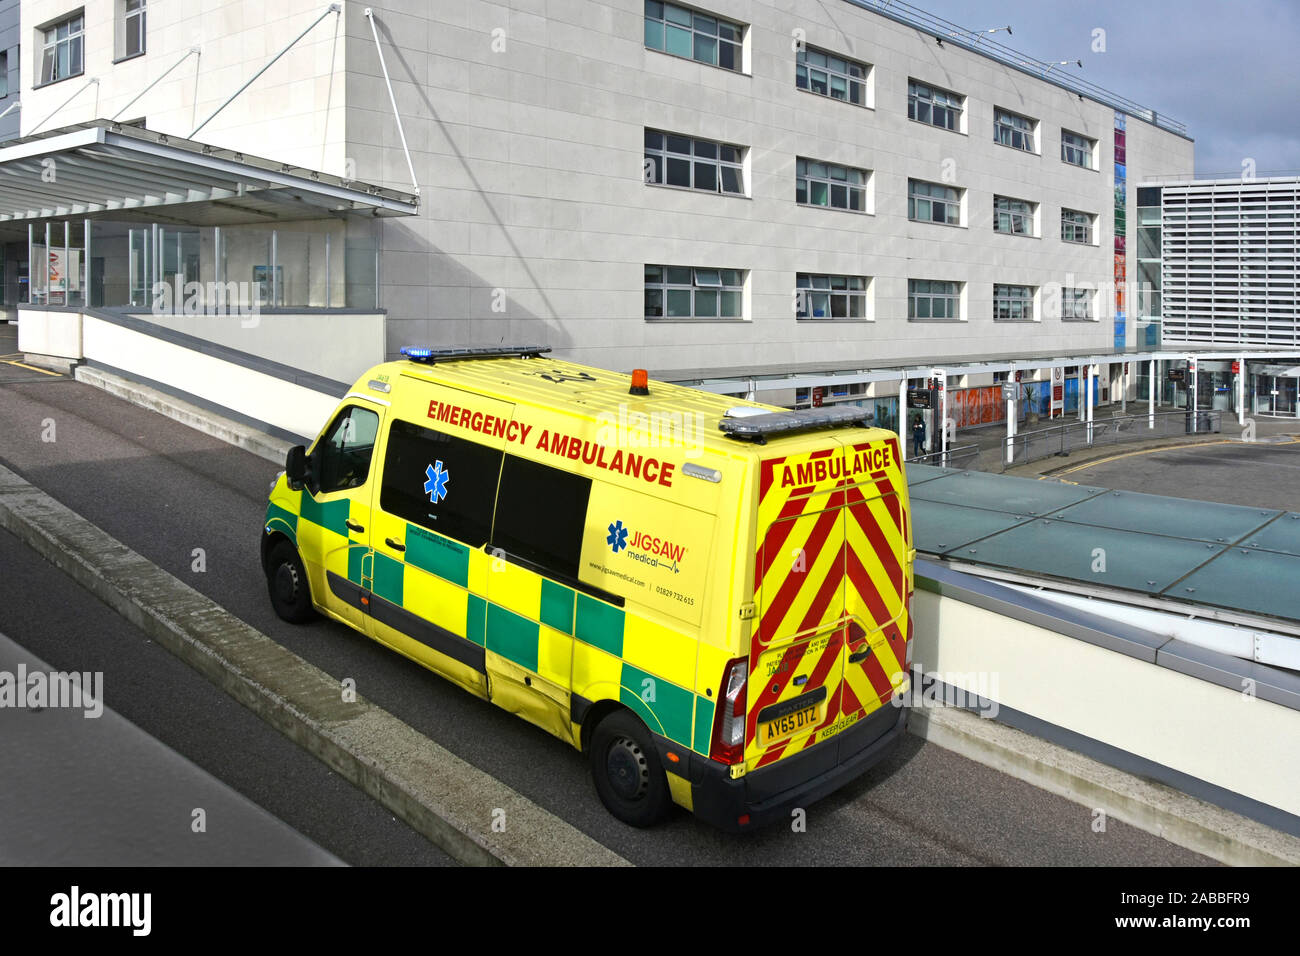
[
  {"x1": 1253, "y1": 364, "x2": 1300, "y2": 377},
  {"x1": 0, "y1": 120, "x2": 418, "y2": 225}
]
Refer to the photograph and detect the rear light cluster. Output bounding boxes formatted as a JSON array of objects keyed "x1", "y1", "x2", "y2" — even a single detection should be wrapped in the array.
[{"x1": 709, "y1": 657, "x2": 748, "y2": 765}]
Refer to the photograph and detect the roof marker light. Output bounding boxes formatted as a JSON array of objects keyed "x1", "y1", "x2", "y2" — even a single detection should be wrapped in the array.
[{"x1": 630, "y1": 369, "x2": 650, "y2": 396}]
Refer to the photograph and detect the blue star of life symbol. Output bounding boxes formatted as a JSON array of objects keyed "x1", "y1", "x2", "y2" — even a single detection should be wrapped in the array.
[
  {"x1": 607, "y1": 520, "x2": 628, "y2": 554},
  {"x1": 424, "y1": 461, "x2": 449, "y2": 503}
]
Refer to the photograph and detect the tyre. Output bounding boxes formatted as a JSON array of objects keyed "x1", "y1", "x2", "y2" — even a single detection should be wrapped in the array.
[
  {"x1": 266, "y1": 539, "x2": 316, "y2": 624},
  {"x1": 589, "y1": 710, "x2": 673, "y2": 827}
]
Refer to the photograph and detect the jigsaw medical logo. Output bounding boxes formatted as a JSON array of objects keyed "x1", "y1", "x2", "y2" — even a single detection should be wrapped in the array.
[
  {"x1": 607, "y1": 520, "x2": 629, "y2": 553},
  {"x1": 606, "y1": 519, "x2": 686, "y2": 573},
  {"x1": 424, "y1": 461, "x2": 449, "y2": 503}
]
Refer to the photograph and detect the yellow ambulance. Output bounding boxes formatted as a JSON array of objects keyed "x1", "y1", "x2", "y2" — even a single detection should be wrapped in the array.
[{"x1": 262, "y1": 346, "x2": 914, "y2": 830}]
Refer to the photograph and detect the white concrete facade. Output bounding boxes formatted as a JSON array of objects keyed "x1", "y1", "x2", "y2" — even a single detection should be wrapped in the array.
[{"x1": 16, "y1": 0, "x2": 1196, "y2": 379}]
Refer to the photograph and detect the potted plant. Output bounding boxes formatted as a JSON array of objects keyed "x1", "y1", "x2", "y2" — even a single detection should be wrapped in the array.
[{"x1": 1024, "y1": 384, "x2": 1040, "y2": 425}]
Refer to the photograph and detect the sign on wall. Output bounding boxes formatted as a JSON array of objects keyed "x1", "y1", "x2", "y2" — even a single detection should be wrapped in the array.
[{"x1": 1113, "y1": 111, "x2": 1127, "y2": 350}]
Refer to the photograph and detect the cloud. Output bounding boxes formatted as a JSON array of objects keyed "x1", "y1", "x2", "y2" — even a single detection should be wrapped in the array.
[{"x1": 909, "y1": 0, "x2": 1300, "y2": 174}]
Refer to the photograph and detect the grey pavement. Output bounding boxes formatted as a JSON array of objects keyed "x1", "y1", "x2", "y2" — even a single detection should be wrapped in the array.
[
  {"x1": 1041, "y1": 441, "x2": 1300, "y2": 513},
  {"x1": 0, "y1": 524, "x2": 454, "y2": 866},
  {"x1": 0, "y1": 627, "x2": 343, "y2": 866}
]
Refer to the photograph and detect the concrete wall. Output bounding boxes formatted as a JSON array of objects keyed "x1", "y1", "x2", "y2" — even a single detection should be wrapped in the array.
[
  {"x1": 0, "y1": 0, "x2": 18, "y2": 143},
  {"x1": 343, "y1": 0, "x2": 1195, "y2": 375},
  {"x1": 20, "y1": 0, "x2": 348, "y2": 174},
  {"x1": 131, "y1": 308, "x2": 384, "y2": 383},
  {"x1": 19, "y1": 306, "x2": 385, "y2": 383},
  {"x1": 82, "y1": 314, "x2": 342, "y2": 440},
  {"x1": 912, "y1": 578, "x2": 1300, "y2": 821}
]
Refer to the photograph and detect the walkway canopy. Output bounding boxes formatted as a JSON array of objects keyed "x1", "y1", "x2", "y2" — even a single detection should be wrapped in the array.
[{"x1": 0, "y1": 120, "x2": 418, "y2": 225}]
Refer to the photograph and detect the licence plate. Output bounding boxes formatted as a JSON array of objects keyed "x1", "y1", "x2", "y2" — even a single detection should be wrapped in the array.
[{"x1": 759, "y1": 704, "x2": 819, "y2": 746}]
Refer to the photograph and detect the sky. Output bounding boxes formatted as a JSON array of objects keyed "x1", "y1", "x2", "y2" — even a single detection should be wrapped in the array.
[{"x1": 895, "y1": 0, "x2": 1300, "y2": 176}]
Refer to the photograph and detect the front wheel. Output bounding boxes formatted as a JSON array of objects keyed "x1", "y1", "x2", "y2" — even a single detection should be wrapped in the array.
[
  {"x1": 266, "y1": 539, "x2": 316, "y2": 624},
  {"x1": 589, "y1": 711, "x2": 673, "y2": 827}
]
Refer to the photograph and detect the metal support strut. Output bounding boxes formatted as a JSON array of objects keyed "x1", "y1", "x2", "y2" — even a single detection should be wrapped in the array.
[
  {"x1": 30, "y1": 78, "x2": 100, "y2": 135},
  {"x1": 112, "y1": 48, "x2": 201, "y2": 122},
  {"x1": 363, "y1": 8, "x2": 421, "y2": 196},
  {"x1": 191, "y1": 4, "x2": 342, "y2": 139}
]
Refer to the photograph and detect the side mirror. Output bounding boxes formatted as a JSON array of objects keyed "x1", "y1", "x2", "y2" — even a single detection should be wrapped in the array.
[{"x1": 285, "y1": 445, "x2": 309, "y2": 487}]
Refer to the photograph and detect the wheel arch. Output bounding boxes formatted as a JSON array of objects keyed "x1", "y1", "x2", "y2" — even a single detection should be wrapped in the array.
[{"x1": 260, "y1": 527, "x2": 297, "y2": 573}]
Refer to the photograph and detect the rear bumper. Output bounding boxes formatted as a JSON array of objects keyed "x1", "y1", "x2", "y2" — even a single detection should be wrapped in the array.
[{"x1": 686, "y1": 702, "x2": 908, "y2": 832}]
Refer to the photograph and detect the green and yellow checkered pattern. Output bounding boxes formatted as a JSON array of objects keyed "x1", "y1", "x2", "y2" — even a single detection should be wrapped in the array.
[{"x1": 265, "y1": 486, "x2": 725, "y2": 755}]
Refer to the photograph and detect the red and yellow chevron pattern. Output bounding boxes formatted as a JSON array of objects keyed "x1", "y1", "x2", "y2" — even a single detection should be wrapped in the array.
[{"x1": 747, "y1": 437, "x2": 911, "y2": 770}]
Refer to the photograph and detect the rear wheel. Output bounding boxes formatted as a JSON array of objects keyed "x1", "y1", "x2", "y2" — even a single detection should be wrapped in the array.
[
  {"x1": 589, "y1": 710, "x2": 673, "y2": 827},
  {"x1": 266, "y1": 539, "x2": 315, "y2": 624}
]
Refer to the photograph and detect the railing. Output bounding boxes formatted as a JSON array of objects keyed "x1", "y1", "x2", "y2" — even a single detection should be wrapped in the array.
[
  {"x1": 1140, "y1": 170, "x2": 1300, "y2": 184},
  {"x1": 998, "y1": 410, "x2": 1222, "y2": 472},
  {"x1": 905, "y1": 443, "x2": 980, "y2": 470},
  {"x1": 843, "y1": 0, "x2": 1187, "y2": 136}
]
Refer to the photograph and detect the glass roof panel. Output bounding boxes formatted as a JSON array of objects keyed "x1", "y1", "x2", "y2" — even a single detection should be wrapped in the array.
[
  {"x1": 949, "y1": 519, "x2": 1227, "y2": 595},
  {"x1": 1051, "y1": 489, "x2": 1280, "y2": 544}
]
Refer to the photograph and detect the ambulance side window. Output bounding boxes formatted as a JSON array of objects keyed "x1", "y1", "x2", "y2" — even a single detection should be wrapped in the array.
[
  {"x1": 491, "y1": 454, "x2": 591, "y2": 581},
  {"x1": 379, "y1": 419, "x2": 502, "y2": 546},
  {"x1": 313, "y1": 405, "x2": 380, "y2": 494}
]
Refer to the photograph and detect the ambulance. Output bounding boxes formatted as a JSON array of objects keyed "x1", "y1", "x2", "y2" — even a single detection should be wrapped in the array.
[{"x1": 262, "y1": 346, "x2": 915, "y2": 830}]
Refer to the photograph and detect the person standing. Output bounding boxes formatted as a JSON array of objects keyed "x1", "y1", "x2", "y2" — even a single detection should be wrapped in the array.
[{"x1": 912, "y1": 416, "x2": 926, "y2": 457}]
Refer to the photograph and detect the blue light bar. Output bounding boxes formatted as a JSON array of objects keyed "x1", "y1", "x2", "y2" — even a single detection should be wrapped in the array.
[
  {"x1": 399, "y1": 345, "x2": 551, "y2": 364},
  {"x1": 719, "y1": 406, "x2": 871, "y2": 442}
]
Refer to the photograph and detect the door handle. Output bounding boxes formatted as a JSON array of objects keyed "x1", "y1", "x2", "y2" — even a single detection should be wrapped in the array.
[
  {"x1": 848, "y1": 648, "x2": 872, "y2": 664},
  {"x1": 346, "y1": 519, "x2": 365, "y2": 533},
  {"x1": 385, "y1": 537, "x2": 406, "y2": 552}
]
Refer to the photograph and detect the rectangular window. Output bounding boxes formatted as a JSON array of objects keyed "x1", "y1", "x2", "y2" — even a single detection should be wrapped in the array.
[
  {"x1": 796, "y1": 45, "x2": 868, "y2": 106},
  {"x1": 1061, "y1": 129, "x2": 1094, "y2": 169},
  {"x1": 40, "y1": 14, "x2": 84, "y2": 85},
  {"x1": 1136, "y1": 186, "x2": 1162, "y2": 207},
  {"x1": 908, "y1": 178, "x2": 961, "y2": 225},
  {"x1": 796, "y1": 158, "x2": 867, "y2": 212},
  {"x1": 796, "y1": 273, "x2": 868, "y2": 320},
  {"x1": 993, "y1": 284, "x2": 1035, "y2": 321},
  {"x1": 908, "y1": 279, "x2": 961, "y2": 320},
  {"x1": 645, "y1": 265, "x2": 744, "y2": 319},
  {"x1": 644, "y1": 1, "x2": 742, "y2": 72},
  {"x1": 117, "y1": 0, "x2": 146, "y2": 59},
  {"x1": 908, "y1": 79, "x2": 963, "y2": 131},
  {"x1": 379, "y1": 419, "x2": 503, "y2": 547},
  {"x1": 491, "y1": 455, "x2": 591, "y2": 582},
  {"x1": 1062, "y1": 208, "x2": 1094, "y2": 244},
  {"x1": 994, "y1": 195, "x2": 1035, "y2": 236},
  {"x1": 1061, "y1": 288, "x2": 1094, "y2": 321},
  {"x1": 644, "y1": 129, "x2": 744, "y2": 195},
  {"x1": 0, "y1": 51, "x2": 7, "y2": 98},
  {"x1": 994, "y1": 108, "x2": 1036, "y2": 152},
  {"x1": 312, "y1": 406, "x2": 381, "y2": 495}
]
